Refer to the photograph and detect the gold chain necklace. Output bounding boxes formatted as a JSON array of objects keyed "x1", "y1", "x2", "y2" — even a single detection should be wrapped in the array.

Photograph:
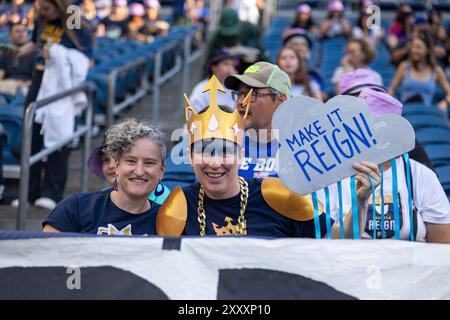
[{"x1": 197, "y1": 177, "x2": 249, "y2": 236}]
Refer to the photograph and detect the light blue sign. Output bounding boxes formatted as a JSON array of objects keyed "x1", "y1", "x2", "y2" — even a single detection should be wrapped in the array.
[{"x1": 272, "y1": 95, "x2": 415, "y2": 195}]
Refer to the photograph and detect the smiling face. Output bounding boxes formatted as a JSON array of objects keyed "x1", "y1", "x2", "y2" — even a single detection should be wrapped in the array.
[
  {"x1": 189, "y1": 139, "x2": 242, "y2": 200},
  {"x1": 115, "y1": 137, "x2": 165, "y2": 200}
]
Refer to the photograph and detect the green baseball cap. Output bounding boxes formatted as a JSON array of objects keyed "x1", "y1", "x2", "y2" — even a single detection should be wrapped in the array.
[
  {"x1": 218, "y1": 8, "x2": 239, "y2": 37},
  {"x1": 224, "y1": 61, "x2": 292, "y2": 98}
]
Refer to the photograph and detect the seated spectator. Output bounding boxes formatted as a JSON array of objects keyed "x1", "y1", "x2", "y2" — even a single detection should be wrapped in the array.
[
  {"x1": 332, "y1": 38, "x2": 382, "y2": 94},
  {"x1": 388, "y1": 30, "x2": 450, "y2": 112},
  {"x1": 291, "y1": 4, "x2": 319, "y2": 37},
  {"x1": 88, "y1": 138, "x2": 170, "y2": 204},
  {"x1": 276, "y1": 46, "x2": 321, "y2": 100},
  {"x1": 80, "y1": 0, "x2": 100, "y2": 35},
  {"x1": 142, "y1": 0, "x2": 170, "y2": 38},
  {"x1": 352, "y1": 4, "x2": 384, "y2": 45},
  {"x1": 0, "y1": 23, "x2": 35, "y2": 96},
  {"x1": 95, "y1": 0, "x2": 112, "y2": 20},
  {"x1": 320, "y1": 0, "x2": 351, "y2": 39},
  {"x1": 97, "y1": 0, "x2": 129, "y2": 39},
  {"x1": 282, "y1": 28, "x2": 326, "y2": 99},
  {"x1": 387, "y1": 4, "x2": 414, "y2": 51},
  {"x1": 42, "y1": 119, "x2": 166, "y2": 235},
  {"x1": 318, "y1": 89, "x2": 450, "y2": 243},
  {"x1": 127, "y1": 2, "x2": 148, "y2": 42},
  {"x1": 427, "y1": 10, "x2": 448, "y2": 68},
  {"x1": 225, "y1": 61, "x2": 290, "y2": 179},
  {"x1": 190, "y1": 48, "x2": 238, "y2": 113},
  {"x1": 340, "y1": 68, "x2": 435, "y2": 172},
  {"x1": 0, "y1": 0, "x2": 28, "y2": 31},
  {"x1": 206, "y1": 7, "x2": 268, "y2": 74}
]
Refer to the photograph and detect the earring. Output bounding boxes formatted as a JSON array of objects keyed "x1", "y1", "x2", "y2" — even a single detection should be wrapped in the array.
[
  {"x1": 112, "y1": 176, "x2": 118, "y2": 191},
  {"x1": 154, "y1": 181, "x2": 165, "y2": 196}
]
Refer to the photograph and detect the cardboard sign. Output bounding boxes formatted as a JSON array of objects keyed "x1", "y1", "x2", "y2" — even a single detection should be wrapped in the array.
[{"x1": 272, "y1": 95, "x2": 415, "y2": 195}]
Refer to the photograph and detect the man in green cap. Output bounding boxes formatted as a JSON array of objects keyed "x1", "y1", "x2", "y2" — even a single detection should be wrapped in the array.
[
  {"x1": 224, "y1": 61, "x2": 291, "y2": 179},
  {"x1": 206, "y1": 7, "x2": 267, "y2": 73}
]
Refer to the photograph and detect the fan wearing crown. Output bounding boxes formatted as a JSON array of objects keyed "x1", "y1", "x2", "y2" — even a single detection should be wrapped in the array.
[{"x1": 156, "y1": 75, "x2": 380, "y2": 238}]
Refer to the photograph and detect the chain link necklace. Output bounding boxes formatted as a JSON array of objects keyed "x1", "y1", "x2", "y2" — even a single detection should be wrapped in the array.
[{"x1": 197, "y1": 177, "x2": 249, "y2": 236}]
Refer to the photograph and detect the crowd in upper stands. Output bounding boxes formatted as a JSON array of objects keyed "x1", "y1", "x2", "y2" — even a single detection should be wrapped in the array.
[{"x1": 0, "y1": 0, "x2": 449, "y2": 240}]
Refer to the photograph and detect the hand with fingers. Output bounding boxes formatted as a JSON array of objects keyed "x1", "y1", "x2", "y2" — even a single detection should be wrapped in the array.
[{"x1": 352, "y1": 161, "x2": 381, "y2": 205}]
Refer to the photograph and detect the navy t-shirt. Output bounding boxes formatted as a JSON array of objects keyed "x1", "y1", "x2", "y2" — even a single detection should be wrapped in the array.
[
  {"x1": 239, "y1": 135, "x2": 281, "y2": 179},
  {"x1": 181, "y1": 179, "x2": 331, "y2": 237},
  {"x1": 43, "y1": 190, "x2": 160, "y2": 236},
  {"x1": 32, "y1": 18, "x2": 93, "y2": 64}
]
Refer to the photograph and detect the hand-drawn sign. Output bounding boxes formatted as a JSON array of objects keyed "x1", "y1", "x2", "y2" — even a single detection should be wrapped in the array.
[{"x1": 272, "y1": 95, "x2": 415, "y2": 195}]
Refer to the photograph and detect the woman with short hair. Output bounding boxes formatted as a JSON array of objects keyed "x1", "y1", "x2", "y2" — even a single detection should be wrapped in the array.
[{"x1": 43, "y1": 118, "x2": 166, "y2": 235}]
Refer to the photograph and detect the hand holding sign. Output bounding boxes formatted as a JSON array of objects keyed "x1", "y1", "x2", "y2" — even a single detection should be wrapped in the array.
[{"x1": 272, "y1": 95, "x2": 415, "y2": 195}]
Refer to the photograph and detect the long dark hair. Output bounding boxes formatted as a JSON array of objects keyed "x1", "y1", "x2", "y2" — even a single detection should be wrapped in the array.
[
  {"x1": 276, "y1": 46, "x2": 312, "y2": 97},
  {"x1": 36, "y1": 0, "x2": 84, "y2": 51},
  {"x1": 411, "y1": 30, "x2": 436, "y2": 70}
]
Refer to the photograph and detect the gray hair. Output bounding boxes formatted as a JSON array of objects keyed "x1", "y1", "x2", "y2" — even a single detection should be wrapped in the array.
[{"x1": 105, "y1": 118, "x2": 166, "y2": 164}]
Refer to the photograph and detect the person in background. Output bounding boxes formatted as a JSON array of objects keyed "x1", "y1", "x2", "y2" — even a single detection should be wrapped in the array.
[
  {"x1": 142, "y1": 0, "x2": 170, "y2": 38},
  {"x1": 127, "y1": 2, "x2": 147, "y2": 42},
  {"x1": 43, "y1": 119, "x2": 166, "y2": 235},
  {"x1": 0, "y1": 23, "x2": 35, "y2": 96},
  {"x1": 352, "y1": 2, "x2": 384, "y2": 46},
  {"x1": 11, "y1": 0, "x2": 93, "y2": 210},
  {"x1": 190, "y1": 48, "x2": 238, "y2": 113},
  {"x1": 387, "y1": 4, "x2": 414, "y2": 51},
  {"x1": 320, "y1": 0, "x2": 351, "y2": 39},
  {"x1": 97, "y1": 0, "x2": 129, "y2": 39},
  {"x1": 0, "y1": 0, "x2": 28, "y2": 31},
  {"x1": 225, "y1": 61, "x2": 290, "y2": 179},
  {"x1": 340, "y1": 68, "x2": 434, "y2": 171},
  {"x1": 206, "y1": 7, "x2": 267, "y2": 74},
  {"x1": 388, "y1": 30, "x2": 450, "y2": 112},
  {"x1": 318, "y1": 89, "x2": 450, "y2": 243},
  {"x1": 80, "y1": 0, "x2": 100, "y2": 35},
  {"x1": 332, "y1": 38, "x2": 382, "y2": 94},
  {"x1": 290, "y1": 3, "x2": 319, "y2": 37},
  {"x1": 276, "y1": 46, "x2": 321, "y2": 100}
]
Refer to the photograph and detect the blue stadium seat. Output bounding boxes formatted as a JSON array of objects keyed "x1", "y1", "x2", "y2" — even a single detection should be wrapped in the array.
[
  {"x1": 0, "y1": 106, "x2": 23, "y2": 165},
  {"x1": 416, "y1": 128, "x2": 450, "y2": 145},
  {"x1": 405, "y1": 115, "x2": 450, "y2": 131},
  {"x1": 423, "y1": 144, "x2": 450, "y2": 168},
  {"x1": 402, "y1": 104, "x2": 446, "y2": 118}
]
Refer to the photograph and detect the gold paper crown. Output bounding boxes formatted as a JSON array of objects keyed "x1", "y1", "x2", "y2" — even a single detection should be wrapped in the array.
[{"x1": 184, "y1": 75, "x2": 252, "y2": 146}]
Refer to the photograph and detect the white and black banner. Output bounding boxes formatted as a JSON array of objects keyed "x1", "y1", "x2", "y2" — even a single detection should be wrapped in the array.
[{"x1": 0, "y1": 233, "x2": 449, "y2": 299}]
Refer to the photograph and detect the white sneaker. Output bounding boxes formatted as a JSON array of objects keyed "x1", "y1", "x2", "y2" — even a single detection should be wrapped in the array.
[
  {"x1": 34, "y1": 197, "x2": 57, "y2": 210},
  {"x1": 11, "y1": 198, "x2": 19, "y2": 208}
]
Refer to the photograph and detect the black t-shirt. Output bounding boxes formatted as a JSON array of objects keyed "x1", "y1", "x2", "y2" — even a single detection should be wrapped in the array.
[
  {"x1": 100, "y1": 17, "x2": 129, "y2": 39},
  {"x1": 180, "y1": 179, "x2": 331, "y2": 237},
  {"x1": 43, "y1": 190, "x2": 160, "y2": 236},
  {"x1": 0, "y1": 49, "x2": 35, "y2": 81}
]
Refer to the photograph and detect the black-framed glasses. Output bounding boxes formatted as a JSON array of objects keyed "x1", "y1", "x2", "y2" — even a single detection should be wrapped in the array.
[{"x1": 231, "y1": 90, "x2": 278, "y2": 102}]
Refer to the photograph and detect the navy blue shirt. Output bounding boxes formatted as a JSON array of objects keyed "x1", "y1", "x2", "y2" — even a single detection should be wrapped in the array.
[
  {"x1": 239, "y1": 135, "x2": 280, "y2": 179},
  {"x1": 32, "y1": 18, "x2": 93, "y2": 64},
  {"x1": 181, "y1": 179, "x2": 330, "y2": 237},
  {"x1": 43, "y1": 191, "x2": 159, "y2": 236}
]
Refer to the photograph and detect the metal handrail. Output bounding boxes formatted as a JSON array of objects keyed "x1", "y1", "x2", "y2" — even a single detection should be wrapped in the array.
[
  {"x1": 151, "y1": 39, "x2": 183, "y2": 123},
  {"x1": 181, "y1": 26, "x2": 205, "y2": 108},
  {"x1": 107, "y1": 57, "x2": 148, "y2": 128},
  {"x1": 17, "y1": 83, "x2": 95, "y2": 230}
]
